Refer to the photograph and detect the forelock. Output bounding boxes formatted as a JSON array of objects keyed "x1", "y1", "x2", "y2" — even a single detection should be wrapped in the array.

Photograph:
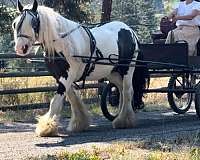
[{"x1": 23, "y1": 4, "x2": 34, "y2": 10}]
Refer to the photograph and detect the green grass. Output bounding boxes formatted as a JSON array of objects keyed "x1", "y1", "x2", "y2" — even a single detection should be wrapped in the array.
[
  {"x1": 27, "y1": 150, "x2": 101, "y2": 160},
  {"x1": 27, "y1": 131, "x2": 200, "y2": 160}
]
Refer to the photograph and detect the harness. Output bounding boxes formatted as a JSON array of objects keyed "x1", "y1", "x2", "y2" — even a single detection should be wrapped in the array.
[
  {"x1": 77, "y1": 26, "x2": 103, "y2": 87},
  {"x1": 60, "y1": 25, "x2": 103, "y2": 88},
  {"x1": 16, "y1": 9, "x2": 40, "y2": 41}
]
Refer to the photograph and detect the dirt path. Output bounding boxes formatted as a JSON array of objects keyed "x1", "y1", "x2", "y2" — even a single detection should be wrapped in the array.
[{"x1": 0, "y1": 110, "x2": 200, "y2": 160}]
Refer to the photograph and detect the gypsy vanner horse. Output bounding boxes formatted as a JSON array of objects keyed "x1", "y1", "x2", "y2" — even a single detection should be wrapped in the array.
[{"x1": 12, "y1": 0, "x2": 149, "y2": 136}]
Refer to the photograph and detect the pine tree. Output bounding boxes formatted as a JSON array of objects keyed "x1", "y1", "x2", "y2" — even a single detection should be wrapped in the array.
[
  {"x1": 112, "y1": 0, "x2": 158, "y2": 43},
  {"x1": 0, "y1": 1, "x2": 16, "y2": 52},
  {"x1": 43, "y1": 0, "x2": 91, "y2": 22}
]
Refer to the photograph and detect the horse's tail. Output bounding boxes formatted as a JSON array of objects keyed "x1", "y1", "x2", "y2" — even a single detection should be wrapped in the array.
[{"x1": 132, "y1": 43, "x2": 150, "y2": 110}]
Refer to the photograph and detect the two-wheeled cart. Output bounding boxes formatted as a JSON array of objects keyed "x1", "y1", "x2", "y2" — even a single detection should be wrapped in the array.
[{"x1": 96, "y1": 41, "x2": 200, "y2": 121}]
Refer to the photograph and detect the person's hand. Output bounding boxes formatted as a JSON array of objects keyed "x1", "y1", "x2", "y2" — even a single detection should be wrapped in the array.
[{"x1": 172, "y1": 16, "x2": 178, "y2": 22}]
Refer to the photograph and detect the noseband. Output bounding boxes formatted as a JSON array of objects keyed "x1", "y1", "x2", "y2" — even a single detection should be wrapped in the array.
[{"x1": 17, "y1": 9, "x2": 40, "y2": 40}]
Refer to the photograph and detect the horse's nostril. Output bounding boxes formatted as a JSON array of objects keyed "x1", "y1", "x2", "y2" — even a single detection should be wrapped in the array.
[{"x1": 22, "y1": 45, "x2": 29, "y2": 54}]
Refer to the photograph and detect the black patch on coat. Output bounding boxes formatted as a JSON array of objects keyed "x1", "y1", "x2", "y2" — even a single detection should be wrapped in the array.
[
  {"x1": 45, "y1": 52, "x2": 70, "y2": 81},
  {"x1": 57, "y1": 82, "x2": 66, "y2": 95},
  {"x1": 112, "y1": 28, "x2": 135, "y2": 78},
  {"x1": 45, "y1": 52, "x2": 70, "y2": 95}
]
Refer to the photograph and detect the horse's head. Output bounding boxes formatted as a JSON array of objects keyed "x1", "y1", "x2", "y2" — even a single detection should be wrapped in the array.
[{"x1": 12, "y1": 0, "x2": 40, "y2": 56}]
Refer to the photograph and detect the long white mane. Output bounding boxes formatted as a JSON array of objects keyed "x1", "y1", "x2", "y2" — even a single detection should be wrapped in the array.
[{"x1": 35, "y1": 6, "x2": 79, "y2": 57}]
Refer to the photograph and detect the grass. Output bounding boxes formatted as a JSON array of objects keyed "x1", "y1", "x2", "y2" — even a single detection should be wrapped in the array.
[
  {"x1": 0, "y1": 76, "x2": 56, "y2": 106},
  {"x1": 0, "y1": 109, "x2": 48, "y2": 122},
  {"x1": 0, "y1": 77, "x2": 101, "y2": 122},
  {"x1": 0, "y1": 77, "x2": 181, "y2": 122},
  {"x1": 143, "y1": 77, "x2": 171, "y2": 112},
  {"x1": 27, "y1": 150, "x2": 101, "y2": 160},
  {"x1": 27, "y1": 132, "x2": 200, "y2": 160}
]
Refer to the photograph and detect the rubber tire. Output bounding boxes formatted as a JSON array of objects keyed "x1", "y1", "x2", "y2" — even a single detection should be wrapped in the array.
[
  {"x1": 195, "y1": 85, "x2": 200, "y2": 118},
  {"x1": 167, "y1": 74, "x2": 192, "y2": 114},
  {"x1": 100, "y1": 83, "x2": 119, "y2": 121}
]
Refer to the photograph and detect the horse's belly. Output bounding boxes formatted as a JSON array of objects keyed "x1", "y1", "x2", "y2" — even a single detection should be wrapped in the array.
[{"x1": 86, "y1": 64, "x2": 113, "y2": 80}]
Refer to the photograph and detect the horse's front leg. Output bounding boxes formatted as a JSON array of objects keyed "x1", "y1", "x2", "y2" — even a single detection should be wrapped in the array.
[
  {"x1": 112, "y1": 68, "x2": 136, "y2": 129},
  {"x1": 66, "y1": 86, "x2": 90, "y2": 132},
  {"x1": 35, "y1": 82, "x2": 65, "y2": 137}
]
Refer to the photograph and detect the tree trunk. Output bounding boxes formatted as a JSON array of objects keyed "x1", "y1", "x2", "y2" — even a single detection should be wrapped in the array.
[
  {"x1": 101, "y1": 0, "x2": 112, "y2": 23},
  {"x1": 98, "y1": 0, "x2": 113, "y2": 90}
]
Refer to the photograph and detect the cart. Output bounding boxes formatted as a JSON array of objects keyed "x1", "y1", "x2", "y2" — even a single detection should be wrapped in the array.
[{"x1": 98, "y1": 41, "x2": 200, "y2": 121}]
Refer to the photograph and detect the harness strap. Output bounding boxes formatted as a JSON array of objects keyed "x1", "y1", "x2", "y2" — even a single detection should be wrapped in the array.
[
  {"x1": 59, "y1": 25, "x2": 82, "y2": 38},
  {"x1": 17, "y1": 9, "x2": 40, "y2": 40},
  {"x1": 77, "y1": 26, "x2": 103, "y2": 88}
]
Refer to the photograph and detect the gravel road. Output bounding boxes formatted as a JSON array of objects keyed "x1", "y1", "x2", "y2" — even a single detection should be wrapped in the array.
[{"x1": 0, "y1": 110, "x2": 200, "y2": 160}]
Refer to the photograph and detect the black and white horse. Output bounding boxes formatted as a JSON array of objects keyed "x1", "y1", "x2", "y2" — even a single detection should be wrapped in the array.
[{"x1": 12, "y1": 0, "x2": 149, "y2": 136}]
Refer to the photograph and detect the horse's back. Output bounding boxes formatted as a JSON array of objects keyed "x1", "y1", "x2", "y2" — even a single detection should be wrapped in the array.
[
  {"x1": 92, "y1": 21, "x2": 131, "y2": 35},
  {"x1": 91, "y1": 21, "x2": 132, "y2": 58}
]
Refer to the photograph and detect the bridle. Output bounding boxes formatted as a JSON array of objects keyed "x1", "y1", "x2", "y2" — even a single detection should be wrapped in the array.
[{"x1": 16, "y1": 9, "x2": 40, "y2": 41}]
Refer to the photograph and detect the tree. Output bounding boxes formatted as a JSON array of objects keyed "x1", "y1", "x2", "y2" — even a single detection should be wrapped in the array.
[
  {"x1": 0, "y1": 2, "x2": 16, "y2": 34},
  {"x1": 0, "y1": 1, "x2": 16, "y2": 53},
  {"x1": 112, "y1": 0, "x2": 157, "y2": 43},
  {"x1": 43, "y1": 0, "x2": 91, "y2": 22},
  {"x1": 101, "y1": 0, "x2": 112, "y2": 22}
]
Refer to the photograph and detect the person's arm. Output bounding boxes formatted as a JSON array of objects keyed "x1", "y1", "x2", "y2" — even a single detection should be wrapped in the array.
[
  {"x1": 168, "y1": 8, "x2": 178, "y2": 19},
  {"x1": 173, "y1": 9, "x2": 199, "y2": 21}
]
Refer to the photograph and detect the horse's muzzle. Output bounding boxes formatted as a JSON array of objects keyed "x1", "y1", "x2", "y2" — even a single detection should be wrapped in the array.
[{"x1": 15, "y1": 44, "x2": 29, "y2": 56}]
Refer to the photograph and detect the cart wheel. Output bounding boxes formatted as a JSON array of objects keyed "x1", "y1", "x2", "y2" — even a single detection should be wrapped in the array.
[
  {"x1": 195, "y1": 85, "x2": 200, "y2": 118},
  {"x1": 100, "y1": 83, "x2": 120, "y2": 121},
  {"x1": 167, "y1": 74, "x2": 193, "y2": 114}
]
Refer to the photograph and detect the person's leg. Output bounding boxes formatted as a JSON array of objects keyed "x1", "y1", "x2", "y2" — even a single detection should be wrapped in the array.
[
  {"x1": 165, "y1": 28, "x2": 181, "y2": 44},
  {"x1": 182, "y1": 27, "x2": 200, "y2": 56}
]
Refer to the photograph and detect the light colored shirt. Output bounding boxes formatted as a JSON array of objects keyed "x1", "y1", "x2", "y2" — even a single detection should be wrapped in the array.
[{"x1": 174, "y1": 1, "x2": 200, "y2": 26}]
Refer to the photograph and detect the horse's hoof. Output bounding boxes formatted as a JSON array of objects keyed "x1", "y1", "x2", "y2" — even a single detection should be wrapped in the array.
[
  {"x1": 67, "y1": 118, "x2": 90, "y2": 133},
  {"x1": 35, "y1": 116, "x2": 58, "y2": 137},
  {"x1": 112, "y1": 112, "x2": 136, "y2": 129}
]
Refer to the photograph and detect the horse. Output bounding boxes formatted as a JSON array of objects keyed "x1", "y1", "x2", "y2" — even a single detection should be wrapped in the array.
[{"x1": 12, "y1": 0, "x2": 149, "y2": 137}]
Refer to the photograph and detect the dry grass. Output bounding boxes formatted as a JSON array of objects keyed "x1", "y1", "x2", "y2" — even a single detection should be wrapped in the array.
[
  {"x1": 143, "y1": 77, "x2": 171, "y2": 112},
  {"x1": 0, "y1": 76, "x2": 56, "y2": 89},
  {"x1": 0, "y1": 76, "x2": 56, "y2": 106},
  {"x1": 0, "y1": 77, "x2": 172, "y2": 122},
  {"x1": 28, "y1": 138, "x2": 200, "y2": 160},
  {"x1": 26, "y1": 130, "x2": 200, "y2": 160}
]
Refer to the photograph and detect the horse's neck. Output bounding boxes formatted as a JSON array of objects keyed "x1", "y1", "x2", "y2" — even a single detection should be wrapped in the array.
[
  {"x1": 40, "y1": 13, "x2": 90, "y2": 59},
  {"x1": 60, "y1": 18, "x2": 91, "y2": 57}
]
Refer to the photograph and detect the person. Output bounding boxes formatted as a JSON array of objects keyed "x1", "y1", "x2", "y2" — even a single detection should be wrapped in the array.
[{"x1": 166, "y1": 0, "x2": 200, "y2": 56}]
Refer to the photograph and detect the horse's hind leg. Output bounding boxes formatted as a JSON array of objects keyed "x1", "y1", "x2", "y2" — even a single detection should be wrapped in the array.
[
  {"x1": 66, "y1": 86, "x2": 90, "y2": 132},
  {"x1": 112, "y1": 68, "x2": 136, "y2": 128},
  {"x1": 35, "y1": 82, "x2": 65, "y2": 137}
]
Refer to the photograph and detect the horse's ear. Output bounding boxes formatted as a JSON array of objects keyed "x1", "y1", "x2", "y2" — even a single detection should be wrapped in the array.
[
  {"x1": 32, "y1": 0, "x2": 38, "y2": 12},
  {"x1": 17, "y1": 0, "x2": 23, "y2": 12}
]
